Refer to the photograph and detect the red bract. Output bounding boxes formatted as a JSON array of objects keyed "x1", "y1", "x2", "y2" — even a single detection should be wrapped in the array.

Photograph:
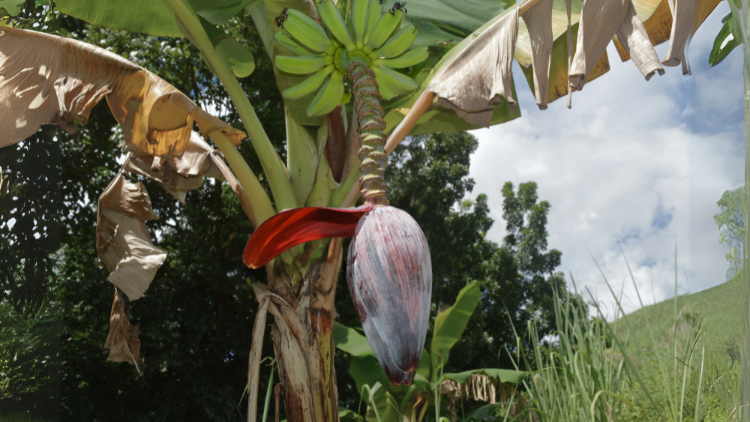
[
  {"x1": 242, "y1": 204, "x2": 372, "y2": 268},
  {"x1": 347, "y1": 206, "x2": 432, "y2": 385}
]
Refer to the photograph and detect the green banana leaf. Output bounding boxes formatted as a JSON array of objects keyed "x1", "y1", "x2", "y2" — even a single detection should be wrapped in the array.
[
  {"x1": 175, "y1": 13, "x2": 256, "y2": 77},
  {"x1": 340, "y1": 408, "x2": 366, "y2": 422},
  {"x1": 333, "y1": 321, "x2": 430, "y2": 393},
  {"x1": 333, "y1": 321, "x2": 375, "y2": 357},
  {"x1": 709, "y1": 12, "x2": 742, "y2": 66},
  {"x1": 430, "y1": 281, "x2": 480, "y2": 379},
  {"x1": 442, "y1": 368, "x2": 528, "y2": 385},
  {"x1": 186, "y1": 0, "x2": 256, "y2": 24},
  {"x1": 0, "y1": 0, "x2": 24, "y2": 17},
  {"x1": 380, "y1": 0, "x2": 509, "y2": 36},
  {"x1": 56, "y1": 0, "x2": 256, "y2": 37},
  {"x1": 56, "y1": 0, "x2": 181, "y2": 36},
  {"x1": 56, "y1": 0, "x2": 256, "y2": 77},
  {"x1": 465, "y1": 403, "x2": 502, "y2": 422}
]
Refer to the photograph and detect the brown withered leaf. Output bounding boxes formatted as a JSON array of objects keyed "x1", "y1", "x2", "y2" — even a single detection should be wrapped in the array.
[
  {"x1": 614, "y1": 0, "x2": 674, "y2": 61},
  {"x1": 0, "y1": 27, "x2": 245, "y2": 158},
  {"x1": 125, "y1": 131, "x2": 222, "y2": 204},
  {"x1": 104, "y1": 288, "x2": 143, "y2": 375},
  {"x1": 97, "y1": 171, "x2": 166, "y2": 301},
  {"x1": 428, "y1": 9, "x2": 519, "y2": 127},
  {"x1": 614, "y1": 2, "x2": 665, "y2": 80},
  {"x1": 570, "y1": 0, "x2": 663, "y2": 91},
  {"x1": 125, "y1": 131, "x2": 258, "y2": 226},
  {"x1": 662, "y1": 0, "x2": 722, "y2": 74},
  {"x1": 521, "y1": 0, "x2": 553, "y2": 110}
]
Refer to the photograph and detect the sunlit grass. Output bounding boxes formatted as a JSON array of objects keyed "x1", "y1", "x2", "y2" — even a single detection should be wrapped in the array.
[{"x1": 501, "y1": 247, "x2": 739, "y2": 422}]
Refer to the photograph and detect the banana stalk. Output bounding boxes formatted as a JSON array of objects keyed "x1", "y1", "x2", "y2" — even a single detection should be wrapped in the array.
[{"x1": 347, "y1": 62, "x2": 389, "y2": 205}]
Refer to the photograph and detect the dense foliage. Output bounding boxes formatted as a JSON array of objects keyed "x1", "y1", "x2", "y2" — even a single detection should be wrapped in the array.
[{"x1": 0, "y1": 299, "x2": 61, "y2": 420}]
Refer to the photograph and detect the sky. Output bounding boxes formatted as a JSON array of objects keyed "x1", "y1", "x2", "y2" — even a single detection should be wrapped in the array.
[{"x1": 467, "y1": 3, "x2": 745, "y2": 318}]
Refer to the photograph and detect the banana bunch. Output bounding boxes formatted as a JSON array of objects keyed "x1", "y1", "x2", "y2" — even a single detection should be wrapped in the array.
[{"x1": 274, "y1": 0, "x2": 428, "y2": 117}]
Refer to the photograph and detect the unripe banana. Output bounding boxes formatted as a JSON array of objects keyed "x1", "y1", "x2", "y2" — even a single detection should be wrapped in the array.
[
  {"x1": 284, "y1": 9, "x2": 332, "y2": 53},
  {"x1": 372, "y1": 46, "x2": 428, "y2": 68},
  {"x1": 306, "y1": 70, "x2": 345, "y2": 117},
  {"x1": 282, "y1": 65, "x2": 335, "y2": 100},
  {"x1": 373, "y1": 66, "x2": 417, "y2": 96},
  {"x1": 275, "y1": 55, "x2": 328, "y2": 75},
  {"x1": 318, "y1": 0, "x2": 356, "y2": 51},
  {"x1": 274, "y1": 32, "x2": 312, "y2": 56},
  {"x1": 351, "y1": 0, "x2": 369, "y2": 49},
  {"x1": 375, "y1": 25, "x2": 418, "y2": 58},
  {"x1": 378, "y1": 81, "x2": 396, "y2": 101},
  {"x1": 366, "y1": 10, "x2": 403, "y2": 50},
  {"x1": 364, "y1": 0, "x2": 383, "y2": 45}
]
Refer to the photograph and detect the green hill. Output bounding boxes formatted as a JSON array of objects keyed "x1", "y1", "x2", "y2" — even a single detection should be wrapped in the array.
[{"x1": 616, "y1": 274, "x2": 745, "y2": 359}]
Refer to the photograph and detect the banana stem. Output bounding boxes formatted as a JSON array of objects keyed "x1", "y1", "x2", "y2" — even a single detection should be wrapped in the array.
[
  {"x1": 165, "y1": 0, "x2": 298, "y2": 213},
  {"x1": 384, "y1": 90, "x2": 433, "y2": 154},
  {"x1": 347, "y1": 62, "x2": 389, "y2": 206},
  {"x1": 211, "y1": 131, "x2": 276, "y2": 226}
]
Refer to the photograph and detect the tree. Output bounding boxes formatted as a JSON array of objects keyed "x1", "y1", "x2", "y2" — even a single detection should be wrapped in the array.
[
  {"x1": 0, "y1": 125, "x2": 60, "y2": 317},
  {"x1": 0, "y1": 0, "x2": 727, "y2": 420},
  {"x1": 0, "y1": 298, "x2": 61, "y2": 420},
  {"x1": 714, "y1": 187, "x2": 745, "y2": 281}
]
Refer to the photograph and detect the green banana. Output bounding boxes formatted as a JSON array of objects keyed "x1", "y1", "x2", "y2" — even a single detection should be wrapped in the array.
[
  {"x1": 274, "y1": 32, "x2": 311, "y2": 56},
  {"x1": 377, "y1": 81, "x2": 396, "y2": 101},
  {"x1": 282, "y1": 65, "x2": 335, "y2": 100},
  {"x1": 318, "y1": 0, "x2": 356, "y2": 51},
  {"x1": 284, "y1": 9, "x2": 332, "y2": 53},
  {"x1": 372, "y1": 46, "x2": 428, "y2": 68},
  {"x1": 351, "y1": 0, "x2": 369, "y2": 49},
  {"x1": 275, "y1": 55, "x2": 329, "y2": 75},
  {"x1": 372, "y1": 66, "x2": 417, "y2": 96},
  {"x1": 306, "y1": 70, "x2": 345, "y2": 117},
  {"x1": 374, "y1": 24, "x2": 418, "y2": 58},
  {"x1": 364, "y1": 0, "x2": 383, "y2": 45},
  {"x1": 366, "y1": 10, "x2": 403, "y2": 51}
]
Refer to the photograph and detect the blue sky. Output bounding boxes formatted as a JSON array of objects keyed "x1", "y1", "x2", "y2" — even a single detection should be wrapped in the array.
[{"x1": 468, "y1": 3, "x2": 744, "y2": 317}]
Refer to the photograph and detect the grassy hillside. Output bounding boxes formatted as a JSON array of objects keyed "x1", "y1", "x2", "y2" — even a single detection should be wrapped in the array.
[{"x1": 617, "y1": 274, "x2": 744, "y2": 357}]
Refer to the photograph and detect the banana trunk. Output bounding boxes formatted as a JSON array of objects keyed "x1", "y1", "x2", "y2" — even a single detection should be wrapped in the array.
[{"x1": 253, "y1": 240, "x2": 342, "y2": 422}]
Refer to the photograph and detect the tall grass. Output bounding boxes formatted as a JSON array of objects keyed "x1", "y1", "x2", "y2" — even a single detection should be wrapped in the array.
[{"x1": 508, "y1": 249, "x2": 709, "y2": 422}]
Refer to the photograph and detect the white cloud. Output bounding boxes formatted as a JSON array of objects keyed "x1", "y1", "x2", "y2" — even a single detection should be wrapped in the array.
[{"x1": 468, "y1": 3, "x2": 744, "y2": 317}]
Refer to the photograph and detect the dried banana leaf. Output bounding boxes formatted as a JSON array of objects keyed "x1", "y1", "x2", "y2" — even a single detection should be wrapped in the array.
[
  {"x1": 521, "y1": 0, "x2": 554, "y2": 110},
  {"x1": 96, "y1": 171, "x2": 166, "y2": 301},
  {"x1": 0, "y1": 27, "x2": 244, "y2": 158},
  {"x1": 429, "y1": 9, "x2": 519, "y2": 127},
  {"x1": 570, "y1": 0, "x2": 662, "y2": 91}
]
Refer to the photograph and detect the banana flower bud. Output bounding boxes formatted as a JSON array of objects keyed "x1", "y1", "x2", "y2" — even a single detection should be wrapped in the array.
[
  {"x1": 347, "y1": 205, "x2": 431, "y2": 385},
  {"x1": 243, "y1": 203, "x2": 432, "y2": 385}
]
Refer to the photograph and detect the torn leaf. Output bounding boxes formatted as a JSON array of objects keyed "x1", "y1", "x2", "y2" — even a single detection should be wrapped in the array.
[
  {"x1": 521, "y1": 0, "x2": 553, "y2": 110},
  {"x1": 428, "y1": 9, "x2": 519, "y2": 127},
  {"x1": 104, "y1": 288, "x2": 143, "y2": 375},
  {"x1": 662, "y1": 0, "x2": 722, "y2": 74},
  {"x1": 570, "y1": 0, "x2": 662, "y2": 91},
  {"x1": 0, "y1": 27, "x2": 245, "y2": 158},
  {"x1": 613, "y1": 2, "x2": 665, "y2": 80},
  {"x1": 96, "y1": 172, "x2": 166, "y2": 301},
  {"x1": 125, "y1": 131, "x2": 258, "y2": 226},
  {"x1": 124, "y1": 131, "x2": 223, "y2": 204}
]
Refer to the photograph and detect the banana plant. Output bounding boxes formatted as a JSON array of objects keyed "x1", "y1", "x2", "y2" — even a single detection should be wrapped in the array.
[
  {"x1": 0, "y1": 0, "x2": 728, "y2": 420},
  {"x1": 333, "y1": 282, "x2": 528, "y2": 422}
]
